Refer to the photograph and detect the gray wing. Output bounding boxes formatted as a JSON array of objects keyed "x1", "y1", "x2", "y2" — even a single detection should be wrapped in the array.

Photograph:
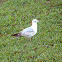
[
  {"x1": 22, "y1": 27, "x2": 34, "y2": 33},
  {"x1": 20, "y1": 27, "x2": 35, "y2": 37}
]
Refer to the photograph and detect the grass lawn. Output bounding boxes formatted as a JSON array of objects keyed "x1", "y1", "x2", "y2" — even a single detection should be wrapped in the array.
[{"x1": 0, "y1": 0, "x2": 62, "y2": 62}]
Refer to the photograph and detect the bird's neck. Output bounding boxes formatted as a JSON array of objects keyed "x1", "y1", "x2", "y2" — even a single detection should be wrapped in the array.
[{"x1": 31, "y1": 23, "x2": 37, "y2": 32}]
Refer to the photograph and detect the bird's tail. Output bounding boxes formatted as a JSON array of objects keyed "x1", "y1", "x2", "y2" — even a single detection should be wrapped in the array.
[{"x1": 11, "y1": 33, "x2": 21, "y2": 37}]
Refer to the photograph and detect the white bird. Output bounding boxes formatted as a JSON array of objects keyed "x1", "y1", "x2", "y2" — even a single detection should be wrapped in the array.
[{"x1": 11, "y1": 19, "x2": 39, "y2": 38}]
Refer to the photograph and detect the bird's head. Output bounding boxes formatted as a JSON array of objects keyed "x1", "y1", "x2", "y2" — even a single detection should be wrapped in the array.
[{"x1": 32, "y1": 19, "x2": 39, "y2": 23}]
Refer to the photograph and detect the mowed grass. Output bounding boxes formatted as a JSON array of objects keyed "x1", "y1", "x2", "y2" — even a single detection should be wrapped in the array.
[{"x1": 0, "y1": 0, "x2": 62, "y2": 62}]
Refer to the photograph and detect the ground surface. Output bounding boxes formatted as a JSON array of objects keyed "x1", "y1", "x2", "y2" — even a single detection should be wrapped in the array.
[{"x1": 0, "y1": 0, "x2": 62, "y2": 62}]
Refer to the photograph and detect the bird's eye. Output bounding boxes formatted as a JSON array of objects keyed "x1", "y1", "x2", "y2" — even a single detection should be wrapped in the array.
[{"x1": 34, "y1": 21, "x2": 36, "y2": 22}]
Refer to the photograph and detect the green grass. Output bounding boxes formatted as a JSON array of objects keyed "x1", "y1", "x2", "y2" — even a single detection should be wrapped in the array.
[{"x1": 0, "y1": 0, "x2": 62, "y2": 62}]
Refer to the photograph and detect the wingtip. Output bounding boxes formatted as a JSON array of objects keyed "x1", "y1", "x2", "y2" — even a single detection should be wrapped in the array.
[
  {"x1": 11, "y1": 33, "x2": 21, "y2": 37},
  {"x1": 11, "y1": 34, "x2": 18, "y2": 36}
]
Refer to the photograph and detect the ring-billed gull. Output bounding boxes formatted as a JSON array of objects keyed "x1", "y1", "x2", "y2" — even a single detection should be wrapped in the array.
[{"x1": 11, "y1": 19, "x2": 39, "y2": 38}]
